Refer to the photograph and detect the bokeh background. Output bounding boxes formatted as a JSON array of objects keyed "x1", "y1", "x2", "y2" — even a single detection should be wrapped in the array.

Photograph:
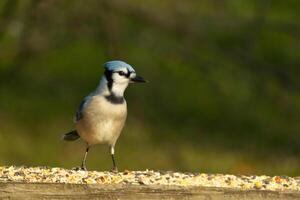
[{"x1": 0, "y1": 0, "x2": 299, "y2": 176}]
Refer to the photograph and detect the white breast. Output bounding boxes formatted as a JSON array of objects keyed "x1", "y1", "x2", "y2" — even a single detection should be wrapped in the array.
[{"x1": 75, "y1": 95, "x2": 127, "y2": 146}]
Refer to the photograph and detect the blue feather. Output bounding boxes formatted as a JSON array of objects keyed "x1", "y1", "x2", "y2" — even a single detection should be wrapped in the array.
[
  {"x1": 103, "y1": 60, "x2": 135, "y2": 72},
  {"x1": 75, "y1": 96, "x2": 92, "y2": 121}
]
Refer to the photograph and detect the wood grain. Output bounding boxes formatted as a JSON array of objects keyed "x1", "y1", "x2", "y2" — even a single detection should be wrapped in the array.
[{"x1": 0, "y1": 182, "x2": 299, "y2": 200}]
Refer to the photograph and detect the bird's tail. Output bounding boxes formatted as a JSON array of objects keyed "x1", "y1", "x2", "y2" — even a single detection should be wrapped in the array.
[{"x1": 62, "y1": 130, "x2": 80, "y2": 141}]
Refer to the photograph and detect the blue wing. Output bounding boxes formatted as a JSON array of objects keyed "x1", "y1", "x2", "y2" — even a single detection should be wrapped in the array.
[{"x1": 75, "y1": 96, "x2": 91, "y2": 122}]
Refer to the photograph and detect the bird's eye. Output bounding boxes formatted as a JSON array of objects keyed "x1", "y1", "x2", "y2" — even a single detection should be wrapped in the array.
[{"x1": 118, "y1": 71, "x2": 126, "y2": 76}]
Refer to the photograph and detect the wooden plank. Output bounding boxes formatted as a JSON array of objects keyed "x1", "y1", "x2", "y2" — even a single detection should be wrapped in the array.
[{"x1": 0, "y1": 183, "x2": 299, "y2": 200}]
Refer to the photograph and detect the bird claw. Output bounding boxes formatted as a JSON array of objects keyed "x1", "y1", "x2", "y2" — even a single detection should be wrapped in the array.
[
  {"x1": 81, "y1": 166, "x2": 87, "y2": 171},
  {"x1": 111, "y1": 167, "x2": 118, "y2": 173},
  {"x1": 72, "y1": 166, "x2": 87, "y2": 171}
]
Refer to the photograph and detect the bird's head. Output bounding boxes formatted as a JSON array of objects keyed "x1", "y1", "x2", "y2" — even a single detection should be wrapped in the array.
[{"x1": 103, "y1": 60, "x2": 146, "y2": 85}]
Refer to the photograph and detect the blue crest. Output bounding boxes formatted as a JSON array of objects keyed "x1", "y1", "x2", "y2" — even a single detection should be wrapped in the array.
[{"x1": 103, "y1": 60, "x2": 135, "y2": 72}]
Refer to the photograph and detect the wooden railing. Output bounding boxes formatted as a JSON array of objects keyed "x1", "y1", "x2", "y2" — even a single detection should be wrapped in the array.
[{"x1": 0, "y1": 182, "x2": 300, "y2": 200}]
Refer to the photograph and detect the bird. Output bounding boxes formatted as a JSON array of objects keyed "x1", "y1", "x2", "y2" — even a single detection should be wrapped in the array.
[{"x1": 63, "y1": 60, "x2": 146, "y2": 171}]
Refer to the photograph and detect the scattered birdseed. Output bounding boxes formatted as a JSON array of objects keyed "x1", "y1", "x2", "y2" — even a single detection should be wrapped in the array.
[{"x1": 0, "y1": 166, "x2": 299, "y2": 192}]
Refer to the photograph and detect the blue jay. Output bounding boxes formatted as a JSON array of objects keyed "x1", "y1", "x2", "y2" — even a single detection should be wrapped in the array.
[{"x1": 63, "y1": 60, "x2": 146, "y2": 171}]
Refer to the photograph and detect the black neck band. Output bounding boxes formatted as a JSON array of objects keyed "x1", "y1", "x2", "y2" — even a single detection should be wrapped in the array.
[
  {"x1": 104, "y1": 69, "x2": 113, "y2": 92},
  {"x1": 105, "y1": 92, "x2": 124, "y2": 104}
]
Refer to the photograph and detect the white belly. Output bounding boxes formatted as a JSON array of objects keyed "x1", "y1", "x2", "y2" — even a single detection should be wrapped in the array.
[{"x1": 75, "y1": 96, "x2": 127, "y2": 146}]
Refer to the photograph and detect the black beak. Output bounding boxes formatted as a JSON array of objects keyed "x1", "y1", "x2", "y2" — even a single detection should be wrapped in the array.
[{"x1": 131, "y1": 75, "x2": 147, "y2": 83}]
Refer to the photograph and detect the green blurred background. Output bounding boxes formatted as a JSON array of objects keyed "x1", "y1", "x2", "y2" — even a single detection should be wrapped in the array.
[{"x1": 0, "y1": 0, "x2": 299, "y2": 176}]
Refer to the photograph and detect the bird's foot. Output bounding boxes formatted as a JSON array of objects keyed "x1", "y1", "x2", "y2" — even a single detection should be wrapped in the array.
[
  {"x1": 72, "y1": 166, "x2": 87, "y2": 171},
  {"x1": 111, "y1": 167, "x2": 118, "y2": 173}
]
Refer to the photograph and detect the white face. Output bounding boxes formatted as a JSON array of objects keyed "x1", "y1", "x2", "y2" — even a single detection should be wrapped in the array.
[{"x1": 111, "y1": 67, "x2": 135, "y2": 84}]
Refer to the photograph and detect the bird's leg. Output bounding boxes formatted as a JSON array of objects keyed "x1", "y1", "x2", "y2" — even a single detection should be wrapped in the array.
[
  {"x1": 110, "y1": 146, "x2": 118, "y2": 172},
  {"x1": 81, "y1": 146, "x2": 89, "y2": 171}
]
